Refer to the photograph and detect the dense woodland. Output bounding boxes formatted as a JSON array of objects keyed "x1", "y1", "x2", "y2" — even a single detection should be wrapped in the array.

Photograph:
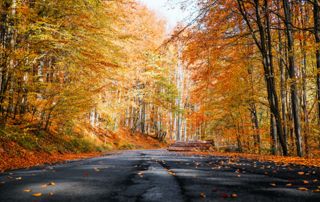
[
  {"x1": 1, "y1": 0, "x2": 320, "y2": 157},
  {"x1": 181, "y1": 0, "x2": 320, "y2": 157}
]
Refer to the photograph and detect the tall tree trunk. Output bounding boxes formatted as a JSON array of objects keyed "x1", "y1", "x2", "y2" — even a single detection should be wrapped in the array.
[
  {"x1": 277, "y1": 0, "x2": 288, "y2": 145},
  {"x1": 314, "y1": 0, "x2": 320, "y2": 126},
  {"x1": 283, "y1": 0, "x2": 303, "y2": 156},
  {"x1": 299, "y1": 2, "x2": 310, "y2": 156}
]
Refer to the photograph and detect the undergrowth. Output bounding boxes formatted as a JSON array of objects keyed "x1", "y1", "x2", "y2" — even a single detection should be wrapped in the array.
[{"x1": 0, "y1": 126, "x2": 109, "y2": 155}]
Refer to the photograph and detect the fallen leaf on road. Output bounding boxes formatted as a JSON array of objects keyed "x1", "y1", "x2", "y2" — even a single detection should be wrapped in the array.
[
  {"x1": 94, "y1": 168, "x2": 100, "y2": 172},
  {"x1": 303, "y1": 180, "x2": 309, "y2": 184},
  {"x1": 168, "y1": 170, "x2": 176, "y2": 176},
  {"x1": 200, "y1": 192, "x2": 206, "y2": 198},
  {"x1": 231, "y1": 193, "x2": 238, "y2": 198},
  {"x1": 16, "y1": 177, "x2": 22, "y2": 180},
  {"x1": 313, "y1": 179, "x2": 318, "y2": 183},
  {"x1": 49, "y1": 192, "x2": 54, "y2": 196},
  {"x1": 286, "y1": 183, "x2": 292, "y2": 187},
  {"x1": 298, "y1": 172, "x2": 305, "y2": 175},
  {"x1": 270, "y1": 183, "x2": 276, "y2": 187},
  {"x1": 32, "y1": 193, "x2": 42, "y2": 197},
  {"x1": 312, "y1": 189, "x2": 320, "y2": 193},
  {"x1": 23, "y1": 189, "x2": 32, "y2": 192},
  {"x1": 138, "y1": 172, "x2": 144, "y2": 177},
  {"x1": 297, "y1": 187, "x2": 308, "y2": 191},
  {"x1": 41, "y1": 184, "x2": 47, "y2": 188},
  {"x1": 48, "y1": 182, "x2": 55, "y2": 186}
]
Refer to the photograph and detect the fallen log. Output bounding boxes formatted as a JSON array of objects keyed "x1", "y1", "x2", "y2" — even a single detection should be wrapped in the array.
[{"x1": 167, "y1": 141, "x2": 212, "y2": 152}]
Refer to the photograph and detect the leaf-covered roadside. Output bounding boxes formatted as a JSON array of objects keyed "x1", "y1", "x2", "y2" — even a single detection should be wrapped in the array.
[
  {"x1": 0, "y1": 127, "x2": 165, "y2": 172},
  {"x1": 186, "y1": 151, "x2": 320, "y2": 168}
]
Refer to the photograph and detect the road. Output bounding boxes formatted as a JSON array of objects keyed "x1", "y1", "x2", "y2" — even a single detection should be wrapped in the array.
[{"x1": 0, "y1": 150, "x2": 319, "y2": 202}]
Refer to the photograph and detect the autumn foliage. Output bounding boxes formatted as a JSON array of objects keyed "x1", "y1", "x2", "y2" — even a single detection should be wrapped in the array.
[{"x1": 1, "y1": 0, "x2": 320, "y2": 172}]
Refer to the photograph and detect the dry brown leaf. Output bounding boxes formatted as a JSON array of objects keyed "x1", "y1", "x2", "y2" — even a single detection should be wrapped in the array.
[
  {"x1": 297, "y1": 172, "x2": 305, "y2": 175},
  {"x1": 200, "y1": 192, "x2": 206, "y2": 198},
  {"x1": 312, "y1": 189, "x2": 320, "y2": 193},
  {"x1": 32, "y1": 193, "x2": 42, "y2": 197},
  {"x1": 48, "y1": 182, "x2": 55, "y2": 186},
  {"x1": 303, "y1": 180, "x2": 309, "y2": 184},
  {"x1": 16, "y1": 177, "x2": 22, "y2": 180},
  {"x1": 286, "y1": 183, "x2": 292, "y2": 187},
  {"x1": 270, "y1": 183, "x2": 276, "y2": 187}
]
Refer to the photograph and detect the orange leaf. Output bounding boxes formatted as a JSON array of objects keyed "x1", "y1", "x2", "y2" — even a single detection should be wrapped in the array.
[{"x1": 32, "y1": 193, "x2": 42, "y2": 197}]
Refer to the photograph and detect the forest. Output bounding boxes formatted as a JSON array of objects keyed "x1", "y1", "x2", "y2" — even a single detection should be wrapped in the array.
[{"x1": 0, "y1": 0, "x2": 320, "y2": 167}]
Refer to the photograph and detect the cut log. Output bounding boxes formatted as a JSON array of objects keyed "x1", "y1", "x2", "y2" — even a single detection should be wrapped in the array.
[{"x1": 167, "y1": 141, "x2": 212, "y2": 152}]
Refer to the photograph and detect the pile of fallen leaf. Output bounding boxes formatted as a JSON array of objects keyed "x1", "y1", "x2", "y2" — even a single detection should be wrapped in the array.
[
  {"x1": 0, "y1": 140, "x2": 102, "y2": 172},
  {"x1": 186, "y1": 151, "x2": 320, "y2": 167}
]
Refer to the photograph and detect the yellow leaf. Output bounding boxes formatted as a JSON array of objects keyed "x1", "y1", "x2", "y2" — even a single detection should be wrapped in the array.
[
  {"x1": 286, "y1": 183, "x2": 292, "y2": 187},
  {"x1": 23, "y1": 189, "x2": 32, "y2": 192},
  {"x1": 297, "y1": 187, "x2": 308, "y2": 191},
  {"x1": 32, "y1": 193, "x2": 42, "y2": 197}
]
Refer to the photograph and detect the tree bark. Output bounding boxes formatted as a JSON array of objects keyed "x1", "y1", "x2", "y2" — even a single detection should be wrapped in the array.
[
  {"x1": 314, "y1": 0, "x2": 320, "y2": 126},
  {"x1": 283, "y1": 0, "x2": 303, "y2": 156}
]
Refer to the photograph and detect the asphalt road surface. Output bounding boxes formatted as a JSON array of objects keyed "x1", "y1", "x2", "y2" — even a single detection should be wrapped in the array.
[{"x1": 0, "y1": 150, "x2": 320, "y2": 202}]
